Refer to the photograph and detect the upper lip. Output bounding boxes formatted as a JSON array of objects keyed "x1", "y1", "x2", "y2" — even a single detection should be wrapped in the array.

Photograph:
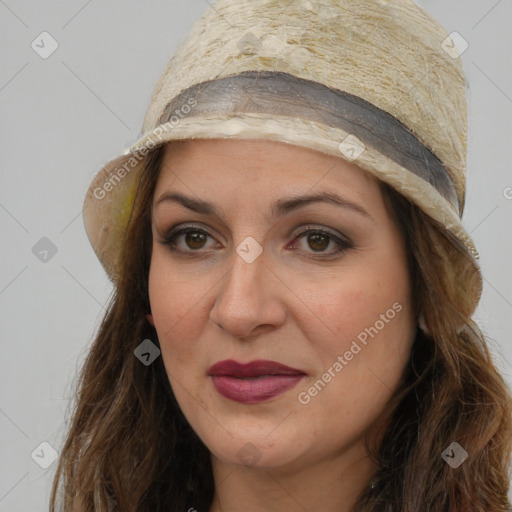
[{"x1": 208, "y1": 359, "x2": 306, "y2": 378}]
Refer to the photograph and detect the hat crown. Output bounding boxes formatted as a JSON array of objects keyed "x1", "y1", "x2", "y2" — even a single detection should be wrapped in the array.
[{"x1": 143, "y1": 0, "x2": 468, "y2": 213}]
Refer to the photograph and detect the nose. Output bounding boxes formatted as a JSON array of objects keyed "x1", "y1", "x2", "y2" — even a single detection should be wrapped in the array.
[{"x1": 209, "y1": 244, "x2": 287, "y2": 340}]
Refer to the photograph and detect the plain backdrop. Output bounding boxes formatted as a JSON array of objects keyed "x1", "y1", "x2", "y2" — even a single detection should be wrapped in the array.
[{"x1": 0, "y1": 1, "x2": 511, "y2": 510}]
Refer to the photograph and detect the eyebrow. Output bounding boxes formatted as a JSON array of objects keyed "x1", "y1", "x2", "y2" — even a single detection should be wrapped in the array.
[{"x1": 153, "y1": 191, "x2": 372, "y2": 221}]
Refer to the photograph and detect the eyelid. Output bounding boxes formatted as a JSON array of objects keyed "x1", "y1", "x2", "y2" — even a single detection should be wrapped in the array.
[
  {"x1": 162, "y1": 222, "x2": 217, "y2": 240},
  {"x1": 159, "y1": 221, "x2": 349, "y2": 243},
  {"x1": 292, "y1": 224, "x2": 351, "y2": 244}
]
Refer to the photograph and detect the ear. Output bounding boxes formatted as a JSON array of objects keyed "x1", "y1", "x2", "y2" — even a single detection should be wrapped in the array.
[{"x1": 146, "y1": 314, "x2": 155, "y2": 326}]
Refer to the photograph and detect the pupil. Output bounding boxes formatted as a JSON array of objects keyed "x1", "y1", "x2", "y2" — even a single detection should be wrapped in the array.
[
  {"x1": 309, "y1": 233, "x2": 328, "y2": 251},
  {"x1": 186, "y1": 232, "x2": 206, "y2": 249}
]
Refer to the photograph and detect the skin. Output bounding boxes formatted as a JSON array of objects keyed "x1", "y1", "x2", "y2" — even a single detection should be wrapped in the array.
[{"x1": 146, "y1": 138, "x2": 417, "y2": 512}]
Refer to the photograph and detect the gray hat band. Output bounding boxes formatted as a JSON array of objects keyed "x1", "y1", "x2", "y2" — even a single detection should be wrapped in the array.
[{"x1": 158, "y1": 70, "x2": 459, "y2": 214}]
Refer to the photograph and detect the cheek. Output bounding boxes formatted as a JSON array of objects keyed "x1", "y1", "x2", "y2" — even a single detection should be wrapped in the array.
[
  {"x1": 294, "y1": 274, "x2": 414, "y2": 441},
  {"x1": 299, "y1": 264, "x2": 412, "y2": 351},
  {"x1": 294, "y1": 245, "x2": 415, "y2": 411},
  {"x1": 147, "y1": 251, "x2": 217, "y2": 367}
]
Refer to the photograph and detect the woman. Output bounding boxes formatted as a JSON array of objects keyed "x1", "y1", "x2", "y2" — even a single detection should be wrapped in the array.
[{"x1": 50, "y1": 0, "x2": 512, "y2": 510}]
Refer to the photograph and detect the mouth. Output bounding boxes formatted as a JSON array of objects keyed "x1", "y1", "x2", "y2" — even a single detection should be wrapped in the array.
[{"x1": 208, "y1": 359, "x2": 306, "y2": 403}]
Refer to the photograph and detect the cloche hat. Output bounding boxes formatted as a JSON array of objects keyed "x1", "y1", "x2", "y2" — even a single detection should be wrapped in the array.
[{"x1": 83, "y1": 0, "x2": 483, "y2": 325}]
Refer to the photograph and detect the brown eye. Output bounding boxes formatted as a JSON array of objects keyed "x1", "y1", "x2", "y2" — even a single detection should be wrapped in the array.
[
  {"x1": 306, "y1": 232, "x2": 330, "y2": 252},
  {"x1": 290, "y1": 226, "x2": 353, "y2": 257},
  {"x1": 159, "y1": 227, "x2": 217, "y2": 252},
  {"x1": 184, "y1": 231, "x2": 208, "y2": 249}
]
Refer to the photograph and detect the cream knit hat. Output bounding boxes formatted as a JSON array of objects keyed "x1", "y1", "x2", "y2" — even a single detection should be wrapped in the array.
[{"x1": 83, "y1": 0, "x2": 482, "y2": 322}]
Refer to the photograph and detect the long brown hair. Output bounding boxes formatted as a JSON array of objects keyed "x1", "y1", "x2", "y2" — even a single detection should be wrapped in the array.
[{"x1": 50, "y1": 142, "x2": 512, "y2": 511}]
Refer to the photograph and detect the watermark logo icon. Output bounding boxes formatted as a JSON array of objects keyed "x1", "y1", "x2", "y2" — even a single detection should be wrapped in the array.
[
  {"x1": 338, "y1": 134, "x2": 366, "y2": 161},
  {"x1": 441, "y1": 442, "x2": 468, "y2": 468},
  {"x1": 31, "y1": 441, "x2": 58, "y2": 469},
  {"x1": 237, "y1": 32, "x2": 262, "y2": 55},
  {"x1": 32, "y1": 237, "x2": 58, "y2": 263},
  {"x1": 134, "y1": 339, "x2": 161, "y2": 366},
  {"x1": 441, "y1": 32, "x2": 468, "y2": 59},
  {"x1": 236, "y1": 236, "x2": 263, "y2": 263},
  {"x1": 236, "y1": 442, "x2": 262, "y2": 466},
  {"x1": 31, "y1": 32, "x2": 59, "y2": 59}
]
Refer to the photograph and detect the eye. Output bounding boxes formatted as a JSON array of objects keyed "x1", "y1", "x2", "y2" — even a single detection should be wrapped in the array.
[
  {"x1": 158, "y1": 223, "x2": 353, "y2": 258},
  {"x1": 288, "y1": 225, "x2": 353, "y2": 257},
  {"x1": 159, "y1": 225, "x2": 218, "y2": 252}
]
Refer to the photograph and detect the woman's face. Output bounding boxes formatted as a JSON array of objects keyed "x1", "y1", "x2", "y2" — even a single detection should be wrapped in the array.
[{"x1": 148, "y1": 138, "x2": 416, "y2": 472}]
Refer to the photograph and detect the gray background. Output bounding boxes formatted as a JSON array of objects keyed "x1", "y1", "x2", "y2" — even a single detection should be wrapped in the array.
[{"x1": 0, "y1": 1, "x2": 511, "y2": 510}]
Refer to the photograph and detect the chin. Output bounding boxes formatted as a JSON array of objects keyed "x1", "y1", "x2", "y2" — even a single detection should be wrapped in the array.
[
  {"x1": 210, "y1": 436, "x2": 303, "y2": 470},
  {"x1": 191, "y1": 413, "x2": 313, "y2": 470}
]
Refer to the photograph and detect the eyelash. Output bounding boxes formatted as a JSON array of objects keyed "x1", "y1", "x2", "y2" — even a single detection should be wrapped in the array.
[{"x1": 158, "y1": 224, "x2": 353, "y2": 259}]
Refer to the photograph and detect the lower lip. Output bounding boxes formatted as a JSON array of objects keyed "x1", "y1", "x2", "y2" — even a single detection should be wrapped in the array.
[{"x1": 211, "y1": 375, "x2": 305, "y2": 403}]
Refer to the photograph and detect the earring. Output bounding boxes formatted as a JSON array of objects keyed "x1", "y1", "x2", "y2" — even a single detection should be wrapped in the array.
[{"x1": 146, "y1": 314, "x2": 154, "y2": 326}]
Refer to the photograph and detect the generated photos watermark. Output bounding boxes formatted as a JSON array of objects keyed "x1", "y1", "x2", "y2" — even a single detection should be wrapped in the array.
[
  {"x1": 298, "y1": 301, "x2": 403, "y2": 405},
  {"x1": 441, "y1": 442, "x2": 468, "y2": 469},
  {"x1": 92, "y1": 97, "x2": 197, "y2": 201},
  {"x1": 134, "y1": 339, "x2": 161, "y2": 366}
]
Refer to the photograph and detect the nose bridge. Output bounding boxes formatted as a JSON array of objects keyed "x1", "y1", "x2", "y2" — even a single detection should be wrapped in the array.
[
  {"x1": 220, "y1": 241, "x2": 266, "y2": 312},
  {"x1": 210, "y1": 236, "x2": 284, "y2": 338}
]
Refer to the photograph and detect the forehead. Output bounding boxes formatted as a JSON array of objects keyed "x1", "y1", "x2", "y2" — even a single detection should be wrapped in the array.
[{"x1": 155, "y1": 138, "x2": 379, "y2": 196}]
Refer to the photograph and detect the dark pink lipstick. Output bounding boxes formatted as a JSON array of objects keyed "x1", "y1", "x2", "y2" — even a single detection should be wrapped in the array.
[{"x1": 208, "y1": 359, "x2": 306, "y2": 404}]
